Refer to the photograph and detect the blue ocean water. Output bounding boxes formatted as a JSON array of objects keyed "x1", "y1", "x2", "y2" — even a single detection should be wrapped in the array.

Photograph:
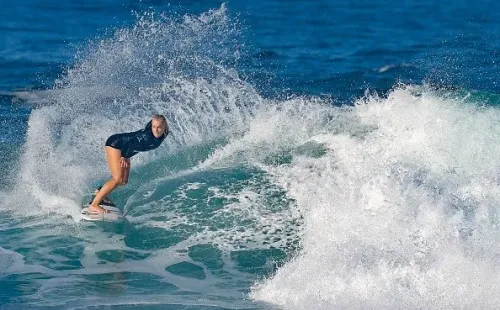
[{"x1": 1, "y1": 0, "x2": 500, "y2": 309}]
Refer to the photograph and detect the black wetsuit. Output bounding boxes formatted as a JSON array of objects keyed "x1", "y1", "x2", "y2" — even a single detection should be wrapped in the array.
[{"x1": 105, "y1": 121, "x2": 168, "y2": 158}]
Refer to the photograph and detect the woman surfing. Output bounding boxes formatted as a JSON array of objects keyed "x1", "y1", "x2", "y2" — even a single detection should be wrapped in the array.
[{"x1": 88, "y1": 114, "x2": 169, "y2": 214}]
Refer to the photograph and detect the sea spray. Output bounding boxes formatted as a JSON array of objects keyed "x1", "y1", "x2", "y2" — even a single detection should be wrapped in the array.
[{"x1": 3, "y1": 6, "x2": 262, "y2": 217}]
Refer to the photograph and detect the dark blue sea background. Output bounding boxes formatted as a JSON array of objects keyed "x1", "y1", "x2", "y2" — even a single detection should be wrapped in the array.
[{"x1": 1, "y1": 1, "x2": 500, "y2": 309}]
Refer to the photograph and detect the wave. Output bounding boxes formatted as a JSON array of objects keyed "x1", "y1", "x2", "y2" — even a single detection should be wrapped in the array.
[
  {"x1": 0, "y1": 7, "x2": 300, "y2": 306},
  {"x1": 3, "y1": 3, "x2": 500, "y2": 308},
  {"x1": 250, "y1": 86, "x2": 500, "y2": 309},
  {"x1": 0, "y1": 4, "x2": 261, "y2": 218}
]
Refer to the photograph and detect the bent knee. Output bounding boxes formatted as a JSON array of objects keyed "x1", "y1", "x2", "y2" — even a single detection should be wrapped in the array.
[{"x1": 111, "y1": 176, "x2": 124, "y2": 186}]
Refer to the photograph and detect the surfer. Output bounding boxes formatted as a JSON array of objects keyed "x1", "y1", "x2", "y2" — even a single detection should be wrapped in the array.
[{"x1": 88, "y1": 114, "x2": 169, "y2": 214}]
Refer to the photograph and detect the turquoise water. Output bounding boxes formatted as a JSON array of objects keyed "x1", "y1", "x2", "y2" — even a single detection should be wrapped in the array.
[{"x1": 2, "y1": 1, "x2": 500, "y2": 309}]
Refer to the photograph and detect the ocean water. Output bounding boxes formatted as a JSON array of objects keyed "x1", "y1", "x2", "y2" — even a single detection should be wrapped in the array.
[{"x1": 1, "y1": 1, "x2": 500, "y2": 309}]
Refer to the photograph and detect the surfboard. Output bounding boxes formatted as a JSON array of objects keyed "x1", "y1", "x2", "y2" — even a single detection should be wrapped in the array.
[{"x1": 81, "y1": 196, "x2": 124, "y2": 222}]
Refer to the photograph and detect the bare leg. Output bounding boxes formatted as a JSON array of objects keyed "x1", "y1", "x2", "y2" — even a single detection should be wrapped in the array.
[
  {"x1": 89, "y1": 146, "x2": 123, "y2": 213},
  {"x1": 93, "y1": 189, "x2": 112, "y2": 205}
]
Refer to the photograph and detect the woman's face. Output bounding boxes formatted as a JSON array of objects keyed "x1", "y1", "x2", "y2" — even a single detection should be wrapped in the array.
[{"x1": 151, "y1": 119, "x2": 167, "y2": 138}]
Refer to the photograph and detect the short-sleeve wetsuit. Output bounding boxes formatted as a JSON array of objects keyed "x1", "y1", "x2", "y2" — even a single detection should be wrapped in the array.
[{"x1": 105, "y1": 121, "x2": 168, "y2": 158}]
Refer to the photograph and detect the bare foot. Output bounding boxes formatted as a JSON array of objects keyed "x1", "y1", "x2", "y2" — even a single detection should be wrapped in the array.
[{"x1": 88, "y1": 204, "x2": 106, "y2": 214}]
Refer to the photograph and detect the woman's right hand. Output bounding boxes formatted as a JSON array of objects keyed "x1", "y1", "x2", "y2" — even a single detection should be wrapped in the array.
[{"x1": 120, "y1": 157, "x2": 130, "y2": 168}]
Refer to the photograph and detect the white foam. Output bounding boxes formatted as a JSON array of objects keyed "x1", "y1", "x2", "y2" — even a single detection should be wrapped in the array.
[{"x1": 251, "y1": 86, "x2": 500, "y2": 308}]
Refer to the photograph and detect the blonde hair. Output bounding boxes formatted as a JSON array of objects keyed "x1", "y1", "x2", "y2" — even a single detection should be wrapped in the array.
[{"x1": 152, "y1": 114, "x2": 167, "y2": 123}]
